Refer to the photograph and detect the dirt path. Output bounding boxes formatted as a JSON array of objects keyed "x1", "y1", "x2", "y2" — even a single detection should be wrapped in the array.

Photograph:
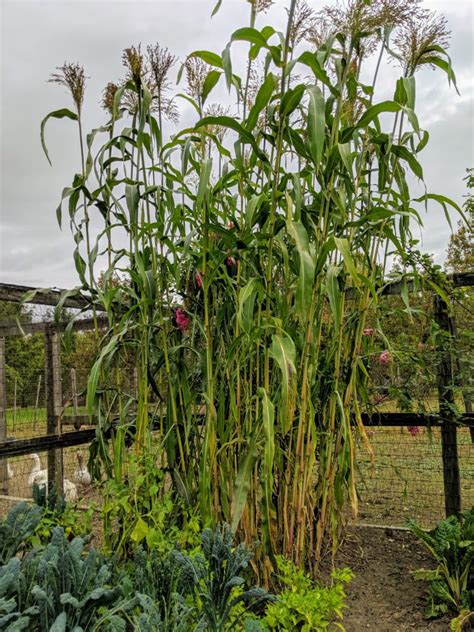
[{"x1": 323, "y1": 525, "x2": 454, "y2": 631}]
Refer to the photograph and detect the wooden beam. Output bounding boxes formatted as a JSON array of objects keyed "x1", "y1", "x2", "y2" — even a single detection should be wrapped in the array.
[
  {"x1": 0, "y1": 283, "x2": 98, "y2": 310},
  {"x1": 60, "y1": 411, "x2": 474, "y2": 429},
  {"x1": 0, "y1": 272, "x2": 471, "y2": 314},
  {"x1": 0, "y1": 316, "x2": 108, "y2": 338},
  {"x1": 0, "y1": 430, "x2": 96, "y2": 458},
  {"x1": 360, "y1": 412, "x2": 474, "y2": 427},
  {"x1": 1, "y1": 412, "x2": 473, "y2": 460}
]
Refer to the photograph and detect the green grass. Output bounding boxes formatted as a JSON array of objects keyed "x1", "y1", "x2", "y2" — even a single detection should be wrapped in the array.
[{"x1": 5, "y1": 406, "x2": 88, "y2": 437}]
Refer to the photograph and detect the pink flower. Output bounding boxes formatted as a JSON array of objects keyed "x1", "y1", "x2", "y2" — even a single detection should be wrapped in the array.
[
  {"x1": 194, "y1": 271, "x2": 203, "y2": 290},
  {"x1": 227, "y1": 221, "x2": 235, "y2": 229},
  {"x1": 175, "y1": 308, "x2": 190, "y2": 333},
  {"x1": 363, "y1": 328, "x2": 374, "y2": 337},
  {"x1": 377, "y1": 350, "x2": 391, "y2": 366},
  {"x1": 408, "y1": 426, "x2": 420, "y2": 437},
  {"x1": 226, "y1": 256, "x2": 236, "y2": 267}
]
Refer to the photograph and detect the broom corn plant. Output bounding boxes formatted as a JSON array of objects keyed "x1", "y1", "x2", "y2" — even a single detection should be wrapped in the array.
[{"x1": 41, "y1": 0, "x2": 462, "y2": 577}]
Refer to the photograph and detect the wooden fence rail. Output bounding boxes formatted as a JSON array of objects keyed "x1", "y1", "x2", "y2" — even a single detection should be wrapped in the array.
[{"x1": 0, "y1": 413, "x2": 472, "y2": 459}]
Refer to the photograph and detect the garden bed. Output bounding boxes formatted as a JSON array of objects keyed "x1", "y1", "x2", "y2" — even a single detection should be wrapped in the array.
[{"x1": 324, "y1": 525, "x2": 452, "y2": 631}]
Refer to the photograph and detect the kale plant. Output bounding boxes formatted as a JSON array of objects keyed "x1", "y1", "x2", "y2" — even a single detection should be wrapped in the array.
[
  {"x1": 0, "y1": 503, "x2": 42, "y2": 565},
  {"x1": 128, "y1": 546, "x2": 193, "y2": 631},
  {"x1": 0, "y1": 526, "x2": 124, "y2": 631},
  {"x1": 172, "y1": 524, "x2": 273, "y2": 631}
]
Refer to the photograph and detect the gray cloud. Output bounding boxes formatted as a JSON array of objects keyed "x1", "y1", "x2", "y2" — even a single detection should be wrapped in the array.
[{"x1": 1, "y1": 0, "x2": 472, "y2": 288}]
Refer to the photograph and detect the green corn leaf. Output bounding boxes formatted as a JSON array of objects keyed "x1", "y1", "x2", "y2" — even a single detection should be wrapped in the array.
[
  {"x1": 338, "y1": 143, "x2": 353, "y2": 175},
  {"x1": 326, "y1": 264, "x2": 342, "y2": 330},
  {"x1": 211, "y1": 0, "x2": 222, "y2": 16},
  {"x1": 391, "y1": 145, "x2": 423, "y2": 179},
  {"x1": 222, "y1": 44, "x2": 233, "y2": 91},
  {"x1": 298, "y1": 51, "x2": 335, "y2": 93},
  {"x1": 334, "y1": 237, "x2": 360, "y2": 287},
  {"x1": 196, "y1": 158, "x2": 212, "y2": 211},
  {"x1": 238, "y1": 278, "x2": 261, "y2": 334},
  {"x1": 415, "y1": 193, "x2": 465, "y2": 228},
  {"x1": 86, "y1": 333, "x2": 120, "y2": 413},
  {"x1": 112, "y1": 80, "x2": 135, "y2": 120},
  {"x1": 202, "y1": 70, "x2": 222, "y2": 105},
  {"x1": 231, "y1": 425, "x2": 261, "y2": 533},
  {"x1": 195, "y1": 115, "x2": 267, "y2": 161},
  {"x1": 355, "y1": 100, "x2": 401, "y2": 129},
  {"x1": 287, "y1": 200, "x2": 315, "y2": 321},
  {"x1": 246, "y1": 73, "x2": 276, "y2": 131},
  {"x1": 270, "y1": 334, "x2": 296, "y2": 435},
  {"x1": 125, "y1": 183, "x2": 139, "y2": 226},
  {"x1": 306, "y1": 85, "x2": 325, "y2": 167},
  {"x1": 40, "y1": 108, "x2": 78, "y2": 166},
  {"x1": 231, "y1": 27, "x2": 270, "y2": 48},
  {"x1": 258, "y1": 387, "x2": 276, "y2": 556},
  {"x1": 403, "y1": 76, "x2": 416, "y2": 109},
  {"x1": 188, "y1": 50, "x2": 223, "y2": 69},
  {"x1": 280, "y1": 84, "x2": 305, "y2": 117}
]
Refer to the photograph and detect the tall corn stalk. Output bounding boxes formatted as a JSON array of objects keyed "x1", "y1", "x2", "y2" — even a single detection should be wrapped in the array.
[{"x1": 41, "y1": 0, "x2": 461, "y2": 575}]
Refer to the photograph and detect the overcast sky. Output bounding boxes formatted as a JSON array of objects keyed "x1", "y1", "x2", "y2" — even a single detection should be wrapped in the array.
[{"x1": 0, "y1": 0, "x2": 473, "y2": 289}]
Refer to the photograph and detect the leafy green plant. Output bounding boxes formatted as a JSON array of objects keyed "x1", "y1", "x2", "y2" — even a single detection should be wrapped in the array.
[
  {"x1": 0, "y1": 526, "x2": 125, "y2": 631},
  {"x1": 408, "y1": 508, "x2": 474, "y2": 620},
  {"x1": 0, "y1": 502, "x2": 42, "y2": 565},
  {"x1": 263, "y1": 556, "x2": 353, "y2": 631},
  {"x1": 172, "y1": 524, "x2": 273, "y2": 631},
  {"x1": 127, "y1": 547, "x2": 194, "y2": 631},
  {"x1": 101, "y1": 451, "x2": 200, "y2": 557},
  {"x1": 31, "y1": 484, "x2": 93, "y2": 545}
]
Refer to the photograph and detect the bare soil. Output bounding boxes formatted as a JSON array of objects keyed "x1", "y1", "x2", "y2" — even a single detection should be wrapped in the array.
[{"x1": 323, "y1": 525, "x2": 456, "y2": 631}]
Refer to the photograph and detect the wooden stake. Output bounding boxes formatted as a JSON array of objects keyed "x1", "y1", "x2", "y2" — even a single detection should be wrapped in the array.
[
  {"x1": 45, "y1": 326, "x2": 63, "y2": 496},
  {"x1": 434, "y1": 296, "x2": 461, "y2": 518},
  {"x1": 33, "y1": 374, "x2": 42, "y2": 431},
  {"x1": 0, "y1": 338, "x2": 8, "y2": 495}
]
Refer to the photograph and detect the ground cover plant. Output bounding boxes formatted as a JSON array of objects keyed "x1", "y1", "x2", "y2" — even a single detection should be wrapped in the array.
[{"x1": 37, "y1": 0, "x2": 465, "y2": 583}]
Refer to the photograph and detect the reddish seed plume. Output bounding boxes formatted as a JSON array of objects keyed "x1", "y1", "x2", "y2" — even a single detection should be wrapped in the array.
[
  {"x1": 408, "y1": 426, "x2": 420, "y2": 437},
  {"x1": 377, "y1": 350, "x2": 391, "y2": 366},
  {"x1": 195, "y1": 271, "x2": 203, "y2": 289},
  {"x1": 175, "y1": 308, "x2": 190, "y2": 333}
]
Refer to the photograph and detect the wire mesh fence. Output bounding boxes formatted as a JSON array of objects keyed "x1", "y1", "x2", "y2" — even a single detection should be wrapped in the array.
[
  {"x1": 0, "y1": 446, "x2": 99, "y2": 514},
  {"x1": 353, "y1": 425, "x2": 474, "y2": 529}
]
